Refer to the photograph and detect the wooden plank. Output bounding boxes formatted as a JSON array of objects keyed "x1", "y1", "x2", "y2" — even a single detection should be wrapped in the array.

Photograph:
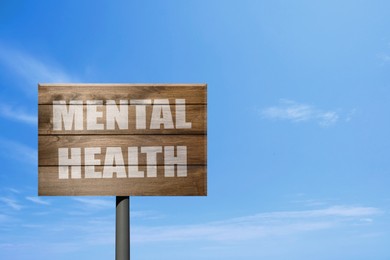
[
  {"x1": 38, "y1": 104, "x2": 206, "y2": 135},
  {"x1": 38, "y1": 84, "x2": 207, "y2": 105},
  {"x1": 39, "y1": 166, "x2": 206, "y2": 196},
  {"x1": 38, "y1": 135, "x2": 206, "y2": 166},
  {"x1": 38, "y1": 83, "x2": 207, "y2": 196}
]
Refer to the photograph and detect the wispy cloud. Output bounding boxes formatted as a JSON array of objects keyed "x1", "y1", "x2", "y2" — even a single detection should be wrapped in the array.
[
  {"x1": 0, "y1": 214, "x2": 9, "y2": 223},
  {"x1": 5, "y1": 188, "x2": 20, "y2": 194},
  {"x1": 22, "y1": 224, "x2": 44, "y2": 228},
  {"x1": 0, "y1": 44, "x2": 76, "y2": 129},
  {"x1": 377, "y1": 41, "x2": 390, "y2": 64},
  {"x1": 260, "y1": 99, "x2": 339, "y2": 126},
  {"x1": 0, "y1": 103, "x2": 37, "y2": 125},
  {"x1": 228, "y1": 205, "x2": 380, "y2": 220},
  {"x1": 0, "y1": 216, "x2": 114, "y2": 256},
  {"x1": 378, "y1": 53, "x2": 390, "y2": 64},
  {"x1": 291, "y1": 198, "x2": 338, "y2": 207},
  {"x1": 0, "y1": 204, "x2": 382, "y2": 258},
  {"x1": 0, "y1": 197, "x2": 22, "y2": 211},
  {"x1": 26, "y1": 196, "x2": 50, "y2": 206},
  {"x1": 131, "y1": 210, "x2": 164, "y2": 220},
  {"x1": 133, "y1": 205, "x2": 380, "y2": 243},
  {"x1": 0, "y1": 139, "x2": 37, "y2": 165},
  {"x1": 0, "y1": 43, "x2": 77, "y2": 90},
  {"x1": 72, "y1": 198, "x2": 113, "y2": 210}
]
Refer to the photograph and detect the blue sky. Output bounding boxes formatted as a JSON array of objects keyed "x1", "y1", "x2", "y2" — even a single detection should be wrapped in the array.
[{"x1": 1, "y1": 0, "x2": 390, "y2": 259}]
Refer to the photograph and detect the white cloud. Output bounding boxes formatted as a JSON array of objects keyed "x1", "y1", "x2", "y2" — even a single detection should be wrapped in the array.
[
  {"x1": 359, "y1": 218, "x2": 373, "y2": 223},
  {"x1": 0, "y1": 197, "x2": 22, "y2": 211},
  {"x1": 5, "y1": 188, "x2": 20, "y2": 194},
  {"x1": 72, "y1": 198, "x2": 113, "y2": 210},
  {"x1": 8, "y1": 188, "x2": 20, "y2": 193},
  {"x1": 0, "y1": 214, "x2": 9, "y2": 223},
  {"x1": 26, "y1": 196, "x2": 50, "y2": 206},
  {"x1": 0, "y1": 204, "x2": 381, "y2": 258},
  {"x1": 345, "y1": 108, "x2": 357, "y2": 122},
  {"x1": 130, "y1": 210, "x2": 164, "y2": 220},
  {"x1": 0, "y1": 139, "x2": 37, "y2": 165},
  {"x1": 262, "y1": 100, "x2": 312, "y2": 122},
  {"x1": 0, "y1": 103, "x2": 37, "y2": 125},
  {"x1": 382, "y1": 54, "x2": 390, "y2": 62},
  {"x1": 133, "y1": 205, "x2": 380, "y2": 243},
  {"x1": 378, "y1": 53, "x2": 390, "y2": 63},
  {"x1": 22, "y1": 224, "x2": 44, "y2": 228},
  {"x1": 0, "y1": 216, "x2": 115, "y2": 257},
  {"x1": 0, "y1": 43, "x2": 76, "y2": 90},
  {"x1": 0, "y1": 44, "x2": 76, "y2": 126},
  {"x1": 260, "y1": 99, "x2": 339, "y2": 126},
  {"x1": 227, "y1": 205, "x2": 380, "y2": 221}
]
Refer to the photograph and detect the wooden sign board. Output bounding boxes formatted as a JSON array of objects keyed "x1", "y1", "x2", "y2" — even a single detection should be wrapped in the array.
[{"x1": 38, "y1": 84, "x2": 207, "y2": 196}]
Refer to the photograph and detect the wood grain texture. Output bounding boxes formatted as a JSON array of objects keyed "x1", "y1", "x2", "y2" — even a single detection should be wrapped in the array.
[
  {"x1": 38, "y1": 104, "x2": 206, "y2": 135},
  {"x1": 38, "y1": 84, "x2": 207, "y2": 104},
  {"x1": 38, "y1": 135, "x2": 206, "y2": 166},
  {"x1": 39, "y1": 166, "x2": 206, "y2": 196},
  {"x1": 38, "y1": 84, "x2": 207, "y2": 196}
]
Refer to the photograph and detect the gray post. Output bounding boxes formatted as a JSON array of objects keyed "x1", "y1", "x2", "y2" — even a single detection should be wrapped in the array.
[{"x1": 116, "y1": 196, "x2": 130, "y2": 260}]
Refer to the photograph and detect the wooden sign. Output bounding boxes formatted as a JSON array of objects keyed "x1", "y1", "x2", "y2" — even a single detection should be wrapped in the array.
[{"x1": 38, "y1": 84, "x2": 207, "y2": 196}]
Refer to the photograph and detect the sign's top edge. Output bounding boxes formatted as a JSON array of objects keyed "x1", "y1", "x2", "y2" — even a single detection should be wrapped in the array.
[{"x1": 38, "y1": 83, "x2": 207, "y2": 87}]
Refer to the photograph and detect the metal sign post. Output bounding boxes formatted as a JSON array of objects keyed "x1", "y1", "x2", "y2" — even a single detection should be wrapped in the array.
[{"x1": 116, "y1": 196, "x2": 129, "y2": 260}]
